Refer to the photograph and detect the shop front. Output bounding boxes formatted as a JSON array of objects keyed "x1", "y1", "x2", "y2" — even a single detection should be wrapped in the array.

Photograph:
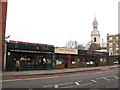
[
  {"x1": 54, "y1": 47, "x2": 78, "y2": 69},
  {"x1": 108, "y1": 55, "x2": 120, "y2": 65},
  {"x1": 78, "y1": 50, "x2": 109, "y2": 67},
  {"x1": 5, "y1": 41, "x2": 55, "y2": 71}
]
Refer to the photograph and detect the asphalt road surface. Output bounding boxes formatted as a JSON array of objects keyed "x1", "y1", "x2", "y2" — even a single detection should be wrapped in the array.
[{"x1": 2, "y1": 68, "x2": 120, "y2": 89}]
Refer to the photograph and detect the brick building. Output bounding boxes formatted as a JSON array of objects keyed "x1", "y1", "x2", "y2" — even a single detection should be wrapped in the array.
[{"x1": 107, "y1": 33, "x2": 120, "y2": 64}]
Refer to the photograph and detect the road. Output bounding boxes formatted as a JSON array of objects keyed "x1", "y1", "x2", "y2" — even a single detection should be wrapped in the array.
[{"x1": 2, "y1": 68, "x2": 120, "y2": 89}]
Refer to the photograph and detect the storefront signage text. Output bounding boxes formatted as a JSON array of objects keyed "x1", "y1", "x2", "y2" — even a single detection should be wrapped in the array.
[{"x1": 55, "y1": 48, "x2": 78, "y2": 54}]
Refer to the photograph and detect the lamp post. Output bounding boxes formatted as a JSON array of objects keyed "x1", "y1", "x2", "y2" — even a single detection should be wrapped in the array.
[
  {"x1": 0, "y1": 35, "x2": 10, "y2": 40},
  {"x1": 0, "y1": 0, "x2": 8, "y2": 71}
]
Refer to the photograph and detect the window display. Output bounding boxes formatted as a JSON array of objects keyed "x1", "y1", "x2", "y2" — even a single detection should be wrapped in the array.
[
  {"x1": 18, "y1": 54, "x2": 51, "y2": 69},
  {"x1": 56, "y1": 60, "x2": 64, "y2": 65}
]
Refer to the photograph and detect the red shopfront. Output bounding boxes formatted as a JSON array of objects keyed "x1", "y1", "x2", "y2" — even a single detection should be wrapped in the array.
[{"x1": 54, "y1": 47, "x2": 78, "y2": 69}]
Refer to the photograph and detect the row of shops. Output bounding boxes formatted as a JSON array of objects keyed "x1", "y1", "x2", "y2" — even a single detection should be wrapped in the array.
[{"x1": 5, "y1": 41, "x2": 109, "y2": 71}]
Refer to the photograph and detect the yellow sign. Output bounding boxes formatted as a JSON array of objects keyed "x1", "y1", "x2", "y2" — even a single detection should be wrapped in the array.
[{"x1": 55, "y1": 47, "x2": 78, "y2": 54}]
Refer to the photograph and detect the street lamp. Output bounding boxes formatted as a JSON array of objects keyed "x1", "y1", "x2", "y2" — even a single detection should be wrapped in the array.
[{"x1": 0, "y1": 35, "x2": 10, "y2": 40}]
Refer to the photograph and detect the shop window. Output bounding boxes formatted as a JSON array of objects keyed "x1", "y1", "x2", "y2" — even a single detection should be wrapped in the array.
[
  {"x1": 19, "y1": 55, "x2": 49, "y2": 69},
  {"x1": 19, "y1": 56, "x2": 31, "y2": 68},
  {"x1": 77, "y1": 58, "x2": 80, "y2": 64},
  {"x1": 114, "y1": 61, "x2": 119, "y2": 64},
  {"x1": 86, "y1": 62, "x2": 89, "y2": 64},
  {"x1": 71, "y1": 60, "x2": 76, "y2": 64},
  {"x1": 43, "y1": 58, "x2": 46, "y2": 63},
  {"x1": 100, "y1": 58, "x2": 103, "y2": 62},
  {"x1": 82, "y1": 58, "x2": 85, "y2": 62},
  {"x1": 56, "y1": 60, "x2": 64, "y2": 65},
  {"x1": 47, "y1": 59, "x2": 51, "y2": 64},
  {"x1": 90, "y1": 61, "x2": 93, "y2": 64}
]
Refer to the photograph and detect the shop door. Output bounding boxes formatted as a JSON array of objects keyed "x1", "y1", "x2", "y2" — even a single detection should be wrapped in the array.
[
  {"x1": 65, "y1": 55, "x2": 68, "y2": 68},
  {"x1": 65, "y1": 60, "x2": 68, "y2": 68},
  {"x1": 46, "y1": 54, "x2": 53, "y2": 69}
]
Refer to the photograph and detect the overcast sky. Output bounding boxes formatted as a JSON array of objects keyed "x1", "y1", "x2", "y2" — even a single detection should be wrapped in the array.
[{"x1": 5, "y1": 0, "x2": 119, "y2": 47}]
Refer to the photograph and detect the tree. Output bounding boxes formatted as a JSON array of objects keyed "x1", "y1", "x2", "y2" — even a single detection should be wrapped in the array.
[{"x1": 65, "y1": 40, "x2": 85, "y2": 50}]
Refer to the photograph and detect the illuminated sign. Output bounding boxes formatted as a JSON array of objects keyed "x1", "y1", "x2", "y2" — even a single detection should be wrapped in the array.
[{"x1": 55, "y1": 47, "x2": 78, "y2": 54}]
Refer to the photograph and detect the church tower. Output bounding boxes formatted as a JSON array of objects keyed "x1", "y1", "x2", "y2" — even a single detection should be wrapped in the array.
[
  {"x1": 91, "y1": 17, "x2": 100, "y2": 45},
  {"x1": 90, "y1": 17, "x2": 100, "y2": 50}
]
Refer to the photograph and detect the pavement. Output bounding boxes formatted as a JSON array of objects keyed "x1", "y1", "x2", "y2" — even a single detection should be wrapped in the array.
[{"x1": 1, "y1": 64, "x2": 120, "y2": 77}]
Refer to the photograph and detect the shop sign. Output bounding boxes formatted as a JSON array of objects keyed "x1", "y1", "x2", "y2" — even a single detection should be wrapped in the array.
[
  {"x1": 94, "y1": 52, "x2": 103, "y2": 55},
  {"x1": 87, "y1": 51, "x2": 93, "y2": 54},
  {"x1": 55, "y1": 47, "x2": 78, "y2": 54}
]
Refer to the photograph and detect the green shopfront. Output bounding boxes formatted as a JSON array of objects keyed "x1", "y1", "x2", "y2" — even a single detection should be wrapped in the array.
[{"x1": 5, "y1": 41, "x2": 55, "y2": 71}]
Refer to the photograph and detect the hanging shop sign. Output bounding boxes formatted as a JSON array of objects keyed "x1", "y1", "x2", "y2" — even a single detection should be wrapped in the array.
[{"x1": 54, "y1": 47, "x2": 78, "y2": 54}]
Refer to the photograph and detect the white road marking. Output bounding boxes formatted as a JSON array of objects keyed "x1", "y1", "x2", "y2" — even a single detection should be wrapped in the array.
[
  {"x1": 43, "y1": 82, "x2": 74, "y2": 87},
  {"x1": 91, "y1": 79, "x2": 97, "y2": 83},
  {"x1": 102, "y1": 77, "x2": 110, "y2": 81},
  {"x1": 112, "y1": 75, "x2": 119, "y2": 79},
  {"x1": 43, "y1": 85, "x2": 54, "y2": 87},
  {"x1": 75, "y1": 82, "x2": 80, "y2": 85},
  {"x1": 62, "y1": 82, "x2": 92, "y2": 88},
  {"x1": 58, "y1": 82, "x2": 74, "y2": 86}
]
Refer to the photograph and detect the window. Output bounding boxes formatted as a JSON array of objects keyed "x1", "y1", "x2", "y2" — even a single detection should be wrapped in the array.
[
  {"x1": 116, "y1": 42, "x2": 119, "y2": 46},
  {"x1": 87, "y1": 62, "x2": 89, "y2": 64},
  {"x1": 119, "y1": 36, "x2": 120, "y2": 39},
  {"x1": 116, "y1": 36, "x2": 118, "y2": 40},
  {"x1": 56, "y1": 60, "x2": 64, "y2": 65},
  {"x1": 116, "y1": 48, "x2": 119, "y2": 55},
  {"x1": 90, "y1": 61, "x2": 93, "y2": 64},
  {"x1": 109, "y1": 37, "x2": 113, "y2": 40},
  {"x1": 94, "y1": 37, "x2": 96, "y2": 42},
  {"x1": 109, "y1": 43, "x2": 113, "y2": 47},
  {"x1": 71, "y1": 60, "x2": 76, "y2": 64},
  {"x1": 109, "y1": 51, "x2": 113, "y2": 55},
  {"x1": 109, "y1": 48, "x2": 113, "y2": 55},
  {"x1": 100, "y1": 58, "x2": 103, "y2": 62}
]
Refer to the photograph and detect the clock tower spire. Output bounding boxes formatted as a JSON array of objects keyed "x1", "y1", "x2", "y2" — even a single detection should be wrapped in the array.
[{"x1": 90, "y1": 17, "x2": 100, "y2": 50}]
